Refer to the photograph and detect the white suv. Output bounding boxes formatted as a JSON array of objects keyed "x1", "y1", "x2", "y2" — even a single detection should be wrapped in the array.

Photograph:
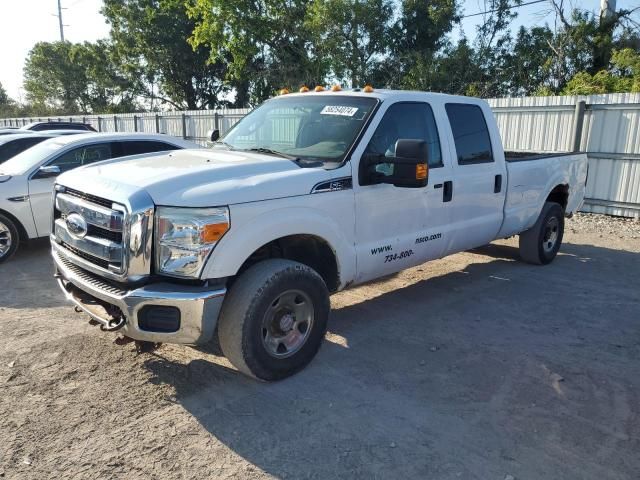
[{"x1": 0, "y1": 132, "x2": 201, "y2": 262}]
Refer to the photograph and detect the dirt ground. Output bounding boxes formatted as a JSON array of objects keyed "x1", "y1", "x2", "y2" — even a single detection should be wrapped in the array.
[{"x1": 0, "y1": 214, "x2": 639, "y2": 480}]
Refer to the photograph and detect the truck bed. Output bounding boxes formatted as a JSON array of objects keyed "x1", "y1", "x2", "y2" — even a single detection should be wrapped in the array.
[{"x1": 498, "y1": 152, "x2": 588, "y2": 239}]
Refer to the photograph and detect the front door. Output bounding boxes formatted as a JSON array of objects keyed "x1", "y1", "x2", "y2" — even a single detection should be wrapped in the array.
[{"x1": 354, "y1": 101, "x2": 452, "y2": 284}]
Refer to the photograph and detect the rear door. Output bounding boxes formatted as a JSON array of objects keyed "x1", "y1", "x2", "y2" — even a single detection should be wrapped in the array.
[
  {"x1": 442, "y1": 103, "x2": 507, "y2": 254},
  {"x1": 28, "y1": 142, "x2": 117, "y2": 236},
  {"x1": 354, "y1": 100, "x2": 453, "y2": 283}
]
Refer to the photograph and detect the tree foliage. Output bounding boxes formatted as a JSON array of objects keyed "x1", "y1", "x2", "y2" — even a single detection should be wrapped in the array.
[
  {"x1": 103, "y1": 0, "x2": 228, "y2": 109},
  {"x1": 23, "y1": 41, "x2": 137, "y2": 114},
  {"x1": 6, "y1": 0, "x2": 640, "y2": 117}
]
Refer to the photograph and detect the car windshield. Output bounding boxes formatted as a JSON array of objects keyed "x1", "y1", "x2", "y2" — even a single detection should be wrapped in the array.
[
  {"x1": 219, "y1": 95, "x2": 378, "y2": 164},
  {"x1": 0, "y1": 139, "x2": 65, "y2": 175}
]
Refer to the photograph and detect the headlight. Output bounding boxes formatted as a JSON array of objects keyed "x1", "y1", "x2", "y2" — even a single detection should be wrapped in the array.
[{"x1": 155, "y1": 206, "x2": 230, "y2": 278}]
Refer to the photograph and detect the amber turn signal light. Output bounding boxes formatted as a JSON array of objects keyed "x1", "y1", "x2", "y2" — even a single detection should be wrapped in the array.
[
  {"x1": 416, "y1": 163, "x2": 428, "y2": 180},
  {"x1": 201, "y1": 222, "x2": 229, "y2": 243}
]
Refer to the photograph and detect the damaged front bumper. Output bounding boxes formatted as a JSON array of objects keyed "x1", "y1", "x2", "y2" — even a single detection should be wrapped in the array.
[{"x1": 52, "y1": 245, "x2": 226, "y2": 345}]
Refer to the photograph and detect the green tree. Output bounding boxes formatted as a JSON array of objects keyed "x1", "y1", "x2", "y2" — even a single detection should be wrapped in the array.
[
  {"x1": 103, "y1": 0, "x2": 228, "y2": 109},
  {"x1": 386, "y1": 0, "x2": 459, "y2": 90},
  {"x1": 563, "y1": 48, "x2": 640, "y2": 94},
  {"x1": 0, "y1": 82, "x2": 17, "y2": 118},
  {"x1": 189, "y1": 0, "x2": 328, "y2": 105},
  {"x1": 305, "y1": 0, "x2": 393, "y2": 87},
  {"x1": 503, "y1": 26, "x2": 555, "y2": 95},
  {"x1": 23, "y1": 41, "x2": 137, "y2": 114}
]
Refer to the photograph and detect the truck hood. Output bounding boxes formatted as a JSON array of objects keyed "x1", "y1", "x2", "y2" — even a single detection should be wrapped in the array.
[{"x1": 58, "y1": 149, "x2": 341, "y2": 207}]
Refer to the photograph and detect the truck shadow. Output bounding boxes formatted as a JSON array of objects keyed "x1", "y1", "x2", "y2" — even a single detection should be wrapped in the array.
[{"x1": 142, "y1": 241, "x2": 640, "y2": 479}]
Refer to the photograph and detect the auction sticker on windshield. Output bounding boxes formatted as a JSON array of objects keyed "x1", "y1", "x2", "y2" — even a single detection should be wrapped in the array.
[{"x1": 321, "y1": 106, "x2": 359, "y2": 116}]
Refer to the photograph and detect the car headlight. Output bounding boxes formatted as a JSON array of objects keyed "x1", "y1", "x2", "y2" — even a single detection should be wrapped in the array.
[{"x1": 155, "y1": 206, "x2": 230, "y2": 278}]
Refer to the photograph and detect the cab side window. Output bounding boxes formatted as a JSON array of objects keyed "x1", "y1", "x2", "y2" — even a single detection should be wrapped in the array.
[
  {"x1": 49, "y1": 143, "x2": 113, "y2": 172},
  {"x1": 364, "y1": 102, "x2": 443, "y2": 169},
  {"x1": 445, "y1": 103, "x2": 494, "y2": 164}
]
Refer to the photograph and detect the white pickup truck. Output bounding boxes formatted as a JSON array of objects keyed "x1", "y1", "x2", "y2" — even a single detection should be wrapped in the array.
[{"x1": 51, "y1": 90, "x2": 587, "y2": 380}]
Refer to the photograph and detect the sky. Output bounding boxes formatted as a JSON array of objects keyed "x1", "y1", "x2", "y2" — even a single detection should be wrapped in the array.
[{"x1": 0, "y1": 0, "x2": 630, "y2": 100}]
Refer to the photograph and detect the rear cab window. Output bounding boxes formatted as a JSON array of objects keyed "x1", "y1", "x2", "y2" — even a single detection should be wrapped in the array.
[{"x1": 445, "y1": 103, "x2": 493, "y2": 165}]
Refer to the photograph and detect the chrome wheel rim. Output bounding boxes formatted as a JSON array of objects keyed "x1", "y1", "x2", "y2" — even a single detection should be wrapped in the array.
[
  {"x1": 261, "y1": 289, "x2": 314, "y2": 358},
  {"x1": 0, "y1": 221, "x2": 12, "y2": 257},
  {"x1": 542, "y1": 216, "x2": 559, "y2": 253}
]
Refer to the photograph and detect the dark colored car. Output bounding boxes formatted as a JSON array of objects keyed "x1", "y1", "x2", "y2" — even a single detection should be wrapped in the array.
[
  {"x1": 21, "y1": 121, "x2": 97, "y2": 132},
  {"x1": 0, "y1": 133, "x2": 64, "y2": 164}
]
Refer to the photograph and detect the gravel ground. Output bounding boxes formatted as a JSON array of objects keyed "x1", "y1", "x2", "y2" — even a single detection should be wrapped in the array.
[
  {"x1": 0, "y1": 214, "x2": 639, "y2": 480},
  {"x1": 568, "y1": 212, "x2": 640, "y2": 237}
]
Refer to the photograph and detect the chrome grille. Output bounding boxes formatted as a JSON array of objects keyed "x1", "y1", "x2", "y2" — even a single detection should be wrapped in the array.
[
  {"x1": 53, "y1": 190, "x2": 126, "y2": 274},
  {"x1": 63, "y1": 187, "x2": 115, "y2": 209}
]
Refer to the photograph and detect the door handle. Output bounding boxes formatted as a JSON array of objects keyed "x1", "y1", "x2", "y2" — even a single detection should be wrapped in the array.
[
  {"x1": 494, "y1": 174, "x2": 502, "y2": 193},
  {"x1": 443, "y1": 181, "x2": 453, "y2": 202}
]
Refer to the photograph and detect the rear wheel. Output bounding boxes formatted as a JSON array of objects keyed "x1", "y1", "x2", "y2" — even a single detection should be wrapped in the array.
[
  {"x1": 217, "y1": 259, "x2": 330, "y2": 381},
  {"x1": 519, "y1": 202, "x2": 564, "y2": 265},
  {"x1": 0, "y1": 214, "x2": 19, "y2": 264}
]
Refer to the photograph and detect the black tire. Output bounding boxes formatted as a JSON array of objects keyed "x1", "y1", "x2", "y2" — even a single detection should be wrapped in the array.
[
  {"x1": 519, "y1": 202, "x2": 564, "y2": 265},
  {"x1": 217, "y1": 259, "x2": 330, "y2": 381},
  {"x1": 0, "y1": 213, "x2": 19, "y2": 264}
]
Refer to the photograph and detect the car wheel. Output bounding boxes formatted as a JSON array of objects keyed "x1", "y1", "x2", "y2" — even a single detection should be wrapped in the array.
[
  {"x1": 217, "y1": 259, "x2": 330, "y2": 381},
  {"x1": 519, "y1": 202, "x2": 565, "y2": 265},
  {"x1": 0, "y1": 213, "x2": 19, "y2": 264}
]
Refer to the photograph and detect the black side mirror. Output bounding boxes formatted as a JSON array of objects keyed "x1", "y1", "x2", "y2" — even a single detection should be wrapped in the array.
[
  {"x1": 33, "y1": 165, "x2": 61, "y2": 179},
  {"x1": 209, "y1": 129, "x2": 220, "y2": 142},
  {"x1": 364, "y1": 139, "x2": 429, "y2": 188}
]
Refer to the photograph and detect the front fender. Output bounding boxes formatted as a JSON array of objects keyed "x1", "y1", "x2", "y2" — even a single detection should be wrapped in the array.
[{"x1": 200, "y1": 203, "x2": 356, "y2": 289}]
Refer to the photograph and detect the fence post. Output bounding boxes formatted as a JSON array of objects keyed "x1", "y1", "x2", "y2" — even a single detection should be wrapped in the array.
[
  {"x1": 97, "y1": 116, "x2": 102, "y2": 132},
  {"x1": 214, "y1": 112, "x2": 220, "y2": 132},
  {"x1": 181, "y1": 113, "x2": 187, "y2": 139},
  {"x1": 155, "y1": 114, "x2": 160, "y2": 133},
  {"x1": 114, "y1": 115, "x2": 118, "y2": 132},
  {"x1": 133, "y1": 115, "x2": 138, "y2": 132},
  {"x1": 571, "y1": 100, "x2": 586, "y2": 152}
]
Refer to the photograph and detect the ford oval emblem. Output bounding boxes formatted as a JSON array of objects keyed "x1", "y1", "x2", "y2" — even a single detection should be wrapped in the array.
[{"x1": 66, "y1": 213, "x2": 88, "y2": 238}]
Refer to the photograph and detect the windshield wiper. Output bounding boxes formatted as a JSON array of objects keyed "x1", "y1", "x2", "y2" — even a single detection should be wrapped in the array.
[
  {"x1": 242, "y1": 147, "x2": 300, "y2": 160},
  {"x1": 212, "y1": 140, "x2": 235, "y2": 149}
]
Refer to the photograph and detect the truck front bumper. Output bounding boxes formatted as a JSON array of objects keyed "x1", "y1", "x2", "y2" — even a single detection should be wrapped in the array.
[{"x1": 52, "y1": 247, "x2": 226, "y2": 345}]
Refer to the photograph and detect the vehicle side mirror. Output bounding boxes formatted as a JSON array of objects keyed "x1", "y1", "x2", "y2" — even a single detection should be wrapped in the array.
[
  {"x1": 209, "y1": 129, "x2": 220, "y2": 142},
  {"x1": 365, "y1": 139, "x2": 429, "y2": 188},
  {"x1": 33, "y1": 165, "x2": 61, "y2": 179}
]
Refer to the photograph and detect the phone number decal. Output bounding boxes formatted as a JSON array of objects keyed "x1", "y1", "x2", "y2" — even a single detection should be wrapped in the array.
[{"x1": 384, "y1": 250, "x2": 414, "y2": 263}]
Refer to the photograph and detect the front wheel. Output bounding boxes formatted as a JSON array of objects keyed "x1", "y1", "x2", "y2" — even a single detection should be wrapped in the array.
[
  {"x1": 519, "y1": 202, "x2": 565, "y2": 265},
  {"x1": 0, "y1": 213, "x2": 19, "y2": 264},
  {"x1": 217, "y1": 259, "x2": 330, "y2": 381}
]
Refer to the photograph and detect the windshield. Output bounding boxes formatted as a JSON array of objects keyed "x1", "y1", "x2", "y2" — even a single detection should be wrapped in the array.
[
  {"x1": 0, "y1": 139, "x2": 64, "y2": 175},
  {"x1": 220, "y1": 95, "x2": 378, "y2": 164}
]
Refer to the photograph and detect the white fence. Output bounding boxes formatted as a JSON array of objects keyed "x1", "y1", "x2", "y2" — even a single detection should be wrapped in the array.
[{"x1": 2, "y1": 93, "x2": 639, "y2": 217}]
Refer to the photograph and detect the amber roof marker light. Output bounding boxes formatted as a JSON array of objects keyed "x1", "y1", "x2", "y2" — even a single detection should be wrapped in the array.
[
  {"x1": 363, "y1": 85, "x2": 374, "y2": 93},
  {"x1": 299, "y1": 86, "x2": 310, "y2": 93},
  {"x1": 331, "y1": 84, "x2": 342, "y2": 92},
  {"x1": 314, "y1": 85, "x2": 325, "y2": 92},
  {"x1": 279, "y1": 88, "x2": 290, "y2": 95}
]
